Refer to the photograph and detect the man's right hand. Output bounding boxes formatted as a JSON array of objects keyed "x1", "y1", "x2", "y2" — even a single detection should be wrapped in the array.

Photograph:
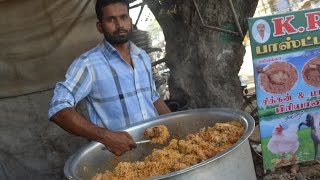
[
  {"x1": 50, "y1": 108, "x2": 137, "y2": 156},
  {"x1": 102, "y1": 131, "x2": 137, "y2": 156}
]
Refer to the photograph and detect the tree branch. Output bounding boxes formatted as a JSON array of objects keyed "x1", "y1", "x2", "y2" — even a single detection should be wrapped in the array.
[{"x1": 144, "y1": 0, "x2": 162, "y2": 19}]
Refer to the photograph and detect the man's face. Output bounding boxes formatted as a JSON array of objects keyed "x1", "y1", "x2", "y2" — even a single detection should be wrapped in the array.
[
  {"x1": 257, "y1": 23, "x2": 265, "y2": 35},
  {"x1": 97, "y1": 3, "x2": 132, "y2": 45}
]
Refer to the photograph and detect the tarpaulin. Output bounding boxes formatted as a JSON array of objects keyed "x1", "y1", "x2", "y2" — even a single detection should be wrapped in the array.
[{"x1": 0, "y1": 0, "x2": 101, "y2": 98}]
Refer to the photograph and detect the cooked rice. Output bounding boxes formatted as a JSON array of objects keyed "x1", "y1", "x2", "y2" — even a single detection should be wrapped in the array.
[{"x1": 92, "y1": 121, "x2": 244, "y2": 180}]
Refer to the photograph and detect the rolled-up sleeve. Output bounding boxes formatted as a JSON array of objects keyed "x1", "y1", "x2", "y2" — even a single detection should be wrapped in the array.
[{"x1": 48, "y1": 57, "x2": 93, "y2": 119}]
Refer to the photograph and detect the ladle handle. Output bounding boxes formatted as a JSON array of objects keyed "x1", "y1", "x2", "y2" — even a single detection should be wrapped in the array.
[
  {"x1": 136, "y1": 140, "x2": 151, "y2": 144},
  {"x1": 101, "y1": 139, "x2": 151, "y2": 150}
]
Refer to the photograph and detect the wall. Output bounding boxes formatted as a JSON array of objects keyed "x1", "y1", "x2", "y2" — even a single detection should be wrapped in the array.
[{"x1": 0, "y1": 90, "x2": 88, "y2": 179}]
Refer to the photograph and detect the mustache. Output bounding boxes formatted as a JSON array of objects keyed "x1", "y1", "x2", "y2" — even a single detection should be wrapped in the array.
[{"x1": 114, "y1": 29, "x2": 128, "y2": 34}]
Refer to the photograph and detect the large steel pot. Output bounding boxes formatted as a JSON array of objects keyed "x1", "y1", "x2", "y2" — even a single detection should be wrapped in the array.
[{"x1": 64, "y1": 108, "x2": 256, "y2": 180}]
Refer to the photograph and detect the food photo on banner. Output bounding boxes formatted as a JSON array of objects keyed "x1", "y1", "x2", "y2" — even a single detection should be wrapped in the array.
[{"x1": 248, "y1": 7, "x2": 320, "y2": 170}]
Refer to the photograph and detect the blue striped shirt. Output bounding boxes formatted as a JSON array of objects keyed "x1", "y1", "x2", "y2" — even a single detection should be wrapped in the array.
[{"x1": 48, "y1": 40, "x2": 160, "y2": 130}]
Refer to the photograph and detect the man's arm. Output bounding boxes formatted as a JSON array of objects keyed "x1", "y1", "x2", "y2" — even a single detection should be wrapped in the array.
[
  {"x1": 154, "y1": 99, "x2": 171, "y2": 115},
  {"x1": 50, "y1": 107, "x2": 136, "y2": 156}
]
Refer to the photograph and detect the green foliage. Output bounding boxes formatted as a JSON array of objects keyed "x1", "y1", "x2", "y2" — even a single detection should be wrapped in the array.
[{"x1": 258, "y1": 108, "x2": 275, "y2": 117}]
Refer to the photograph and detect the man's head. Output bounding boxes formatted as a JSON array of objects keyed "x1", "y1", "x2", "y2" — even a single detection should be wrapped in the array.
[
  {"x1": 257, "y1": 23, "x2": 265, "y2": 36},
  {"x1": 95, "y1": 0, "x2": 132, "y2": 45}
]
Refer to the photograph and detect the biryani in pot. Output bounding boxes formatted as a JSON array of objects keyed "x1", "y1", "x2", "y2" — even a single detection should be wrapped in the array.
[{"x1": 92, "y1": 121, "x2": 244, "y2": 180}]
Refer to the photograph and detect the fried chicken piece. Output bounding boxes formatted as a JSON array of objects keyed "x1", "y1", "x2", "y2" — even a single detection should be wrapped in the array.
[
  {"x1": 267, "y1": 70, "x2": 289, "y2": 85},
  {"x1": 144, "y1": 125, "x2": 170, "y2": 144}
]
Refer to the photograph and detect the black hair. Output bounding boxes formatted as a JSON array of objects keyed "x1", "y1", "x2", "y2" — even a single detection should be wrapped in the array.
[{"x1": 95, "y1": 0, "x2": 130, "y2": 22}]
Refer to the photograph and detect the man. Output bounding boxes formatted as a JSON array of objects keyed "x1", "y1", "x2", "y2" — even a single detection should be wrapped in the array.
[
  {"x1": 48, "y1": 0, "x2": 171, "y2": 156},
  {"x1": 254, "y1": 22, "x2": 270, "y2": 43}
]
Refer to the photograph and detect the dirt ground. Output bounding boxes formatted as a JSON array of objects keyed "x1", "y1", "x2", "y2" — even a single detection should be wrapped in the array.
[{"x1": 253, "y1": 150, "x2": 320, "y2": 180}]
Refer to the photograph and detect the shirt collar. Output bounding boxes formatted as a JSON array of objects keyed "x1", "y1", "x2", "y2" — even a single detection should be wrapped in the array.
[{"x1": 100, "y1": 39, "x2": 142, "y2": 58}]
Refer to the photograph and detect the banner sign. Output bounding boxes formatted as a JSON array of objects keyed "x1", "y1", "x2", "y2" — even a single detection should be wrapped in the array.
[{"x1": 248, "y1": 8, "x2": 320, "y2": 170}]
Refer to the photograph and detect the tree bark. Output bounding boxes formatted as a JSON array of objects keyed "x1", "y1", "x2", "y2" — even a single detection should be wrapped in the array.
[{"x1": 146, "y1": 0, "x2": 258, "y2": 109}]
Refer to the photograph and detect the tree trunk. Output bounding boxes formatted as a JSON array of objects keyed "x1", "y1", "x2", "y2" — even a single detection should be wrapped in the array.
[{"x1": 146, "y1": 0, "x2": 258, "y2": 109}]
